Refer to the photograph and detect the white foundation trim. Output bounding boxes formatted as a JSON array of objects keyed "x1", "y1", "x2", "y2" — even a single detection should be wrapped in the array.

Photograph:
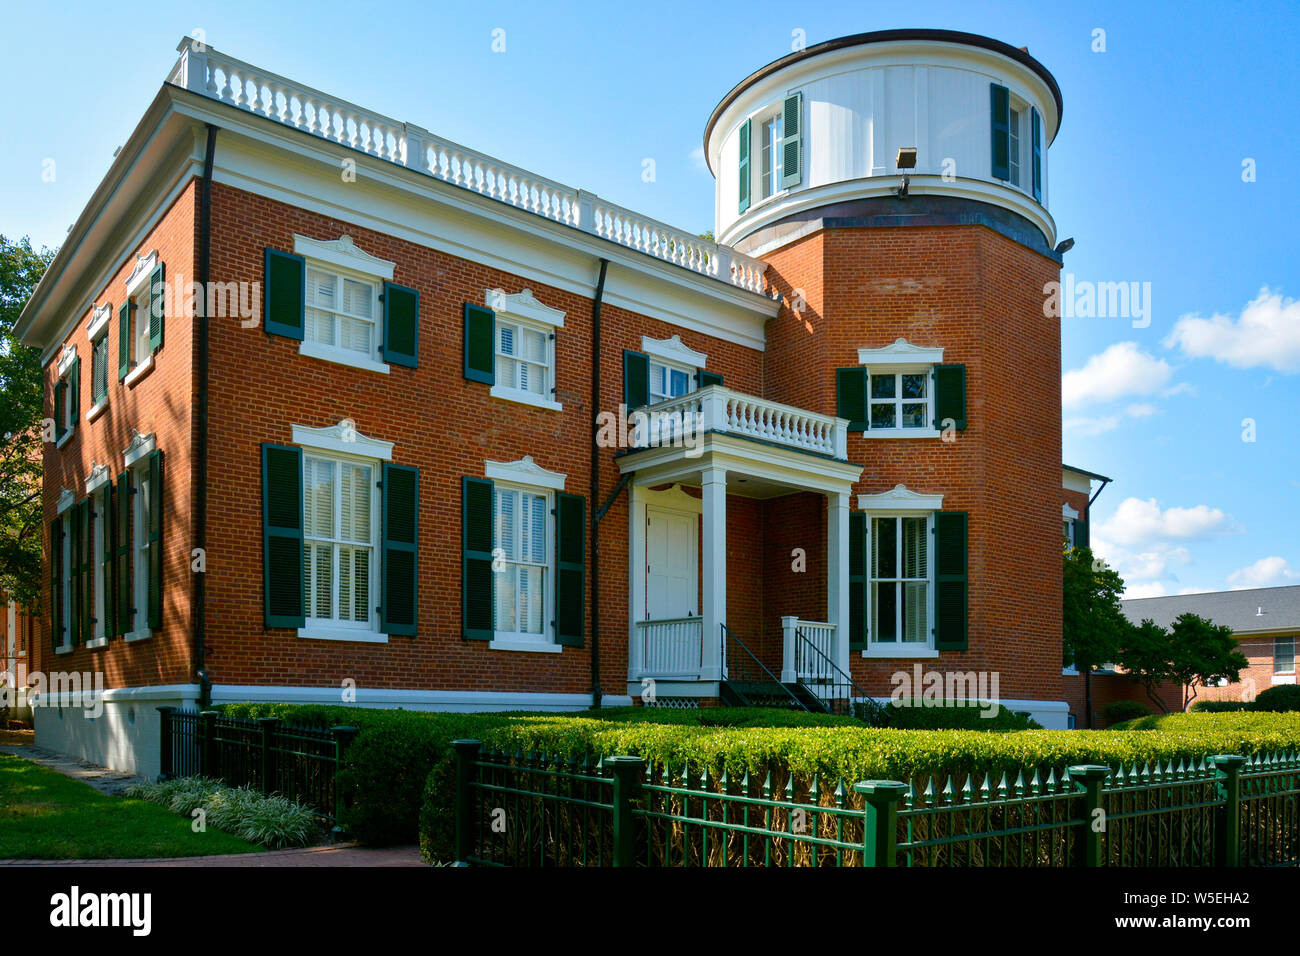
[{"x1": 209, "y1": 684, "x2": 631, "y2": 711}]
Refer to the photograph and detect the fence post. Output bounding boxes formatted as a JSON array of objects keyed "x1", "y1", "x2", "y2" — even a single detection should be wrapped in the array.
[
  {"x1": 330, "y1": 725, "x2": 359, "y2": 833},
  {"x1": 1069, "y1": 764, "x2": 1112, "y2": 867},
  {"x1": 199, "y1": 710, "x2": 219, "y2": 779},
  {"x1": 607, "y1": 756, "x2": 646, "y2": 867},
  {"x1": 1211, "y1": 754, "x2": 1246, "y2": 867},
  {"x1": 855, "y1": 780, "x2": 908, "y2": 867},
  {"x1": 452, "y1": 739, "x2": 483, "y2": 867},
  {"x1": 258, "y1": 718, "x2": 280, "y2": 795},
  {"x1": 156, "y1": 706, "x2": 175, "y2": 780}
]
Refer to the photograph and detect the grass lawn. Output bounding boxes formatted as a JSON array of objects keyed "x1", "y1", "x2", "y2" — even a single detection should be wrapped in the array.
[{"x1": 0, "y1": 754, "x2": 263, "y2": 859}]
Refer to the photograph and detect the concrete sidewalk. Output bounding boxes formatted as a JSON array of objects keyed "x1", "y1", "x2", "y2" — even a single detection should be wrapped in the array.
[{"x1": 1, "y1": 845, "x2": 427, "y2": 867}]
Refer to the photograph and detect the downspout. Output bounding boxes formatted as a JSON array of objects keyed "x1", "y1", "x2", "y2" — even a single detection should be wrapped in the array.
[
  {"x1": 589, "y1": 258, "x2": 610, "y2": 709},
  {"x1": 194, "y1": 124, "x2": 218, "y2": 709},
  {"x1": 1083, "y1": 476, "x2": 1109, "y2": 729}
]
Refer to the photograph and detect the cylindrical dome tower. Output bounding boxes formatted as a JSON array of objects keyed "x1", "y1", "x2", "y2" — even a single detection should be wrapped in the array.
[{"x1": 706, "y1": 31, "x2": 1068, "y2": 718}]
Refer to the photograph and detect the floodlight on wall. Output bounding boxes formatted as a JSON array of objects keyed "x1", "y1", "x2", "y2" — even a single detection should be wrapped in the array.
[
  {"x1": 895, "y1": 147, "x2": 917, "y2": 198},
  {"x1": 1054, "y1": 237, "x2": 1075, "y2": 254}
]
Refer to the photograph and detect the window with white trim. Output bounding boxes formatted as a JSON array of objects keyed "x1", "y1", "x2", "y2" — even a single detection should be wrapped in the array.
[
  {"x1": 58, "y1": 510, "x2": 72, "y2": 651},
  {"x1": 1276, "y1": 636, "x2": 1296, "y2": 676},
  {"x1": 869, "y1": 371, "x2": 931, "y2": 430},
  {"x1": 649, "y1": 359, "x2": 693, "y2": 404},
  {"x1": 91, "y1": 485, "x2": 108, "y2": 644},
  {"x1": 760, "y1": 112, "x2": 783, "y2": 199},
  {"x1": 492, "y1": 483, "x2": 552, "y2": 642},
  {"x1": 869, "y1": 514, "x2": 933, "y2": 646},
  {"x1": 306, "y1": 266, "x2": 380, "y2": 362},
  {"x1": 1008, "y1": 107, "x2": 1023, "y2": 187},
  {"x1": 130, "y1": 284, "x2": 153, "y2": 367},
  {"x1": 302, "y1": 453, "x2": 378, "y2": 630},
  {"x1": 495, "y1": 318, "x2": 551, "y2": 400},
  {"x1": 131, "y1": 458, "x2": 152, "y2": 636}
]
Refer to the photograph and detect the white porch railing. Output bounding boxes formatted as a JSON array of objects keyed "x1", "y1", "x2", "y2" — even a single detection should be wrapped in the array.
[
  {"x1": 636, "y1": 617, "x2": 704, "y2": 679},
  {"x1": 168, "y1": 39, "x2": 771, "y2": 296},
  {"x1": 781, "y1": 617, "x2": 836, "y2": 683},
  {"x1": 636, "y1": 386, "x2": 848, "y2": 459}
]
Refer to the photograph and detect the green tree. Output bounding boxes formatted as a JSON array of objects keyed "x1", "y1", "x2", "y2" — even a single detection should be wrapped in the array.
[
  {"x1": 0, "y1": 235, "x2": 56, "y2": 604},
  {"x1": 1119, "y1": 613, "x2": 1246, "y2": 712},
  {"x1": 1063, "y1": 545, "x2": 1131, "y2": 727}
]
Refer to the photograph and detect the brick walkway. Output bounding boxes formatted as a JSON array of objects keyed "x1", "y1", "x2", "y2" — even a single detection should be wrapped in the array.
[{"x1": 1, "y1": 845, "x2": 427, "y2": 867}]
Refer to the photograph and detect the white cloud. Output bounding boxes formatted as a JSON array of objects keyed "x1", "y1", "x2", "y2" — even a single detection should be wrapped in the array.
[
  {"x1": 1124, "y1": 581, "x2": 1169, "y2": 599},
  {"x1": 1226, "y1": 556, "x2": 1300, "y2": 589},
  {"x1": 1062, "y1": 342, "x2": 1173, "y2": 408},
  {"x1": 1164, "y1": 287, "x2": 1300, "y2": 373},
  {"x1": 1125, "y1": 403, "x2": 1159, "y2": 418},
  {"x1": 1161, "y1": 381, "x2": 1198, "y2": 398},
  {"x1": 1063, "y1": 414, "x2": 1121, "y2": 435},
  {"x1": 688, "y1": 146, "x2": 708, "y2": 171},
  {"x1": 1096, "y1": 497, "x2": 1238, "y2": 549}
]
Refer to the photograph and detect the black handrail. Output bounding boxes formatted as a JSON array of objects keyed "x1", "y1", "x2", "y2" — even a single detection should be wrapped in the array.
[
  {"x1": 721, "y1": 623, "x2": 809, "y2": 711},
  {"x1": 794, "y1": 627, "x2": 888, "y2": 724}
]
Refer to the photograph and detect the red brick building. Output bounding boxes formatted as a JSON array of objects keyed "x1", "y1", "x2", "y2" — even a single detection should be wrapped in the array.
[{"x1": 17, "y1": 30, "x2": 1088, "y2": 773}]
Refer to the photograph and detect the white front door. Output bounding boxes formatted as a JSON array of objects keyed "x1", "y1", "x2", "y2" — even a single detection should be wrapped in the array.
[{"x1": 645, "y1": 507, "x2": 698, "y2": 620}]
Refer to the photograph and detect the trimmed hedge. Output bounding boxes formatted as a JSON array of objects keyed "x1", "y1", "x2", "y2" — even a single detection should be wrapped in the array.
[
  {"x1": 1097, "y1": 701, "x2": 1153, "y2": 726},
  {"x1": 885, "y1": 700, "x2": 1040, "y2": 731},
  {"x1": 1190, "y1": 700, "x2": 1251, "y2": 713},
  {"x1": 1253, "y1": 684, "x2": 1300, "y2": 713}
]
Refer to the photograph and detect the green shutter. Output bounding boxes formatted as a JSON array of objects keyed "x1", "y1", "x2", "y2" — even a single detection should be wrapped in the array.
[
  {"x1": 118, "y1": 301, "x2": 132, "y2": 379},
  {"x1": 83, "y1": 498, "x2": 95, "y2": 640},
  {"x1": 147, "y1": 450, "x2": 163, "y2": 630},
  {"x1": 382, "y1": 282, "x2": 420, "y2": 368},
  {"x1": 264, "y1": 248, "x2": 306, "y2": 340},
  {"x1": 933, "y1": 364, "x2": 967, "y2": 431},
  {"x1": 68, "y1": 501, "x2": 79, "y2": 646},
  {"x1": 68, "y1": 357, "x2": 79, "y2": 426},
  {"x1": 116, "y1": 471, "x2": 133, "y2": 636},
  {"x1": 71, "y1": 499, "x2": 87, "y2": 646},
  {"x1": 53, "y1": 380, "x2": 65, "y2": 440},
  {"x1": 555, "y1": 492, "x2": 585, "y2": 648},
  {"x1": 49, "y1": 517, "x2": 62, "y2": 650},
  {"x1": 1031, "y1": 107, "x2": 1043, "y2": 202},
  {"x1": 463, "y1": 304, "x2": 495, "y2": 383},
  {"x1": 990, "y1": 83, "x2": 1010, "y2": 181},
  {"x1": 696, "y1": 369, "x2": 723, "y2": 389},
  {"x1": 738, "y1": 118, "x2": 751, "y2": 214},
  {"x1": 381, "y1": 463, "x2": 419, "y2": 637},
  {"x1": 934, "y1": 512, "x2": 968, "y2": 651},
  {"x1": 148, "y1": 262, "x2": 165, "y2": 352},
  {"x1": 462, "y1": 476, "x2": 494, "y2": 640},
  {"x1": 1075, "y1": 517, "x2": 1090, "y2": 550},
  {"x1": 261, "y1": 444, "x2": 304, "y2": 628},
  {"x1": 102, "y1": 482, "x2": 115, "y2": 639},
  {"x1": 836, "y1": 367, "x2": 868, "y2": 432},
  {"x1": 849, "y1": 512, "x2": 867, "y2": 650},
  {"x1": 781, "y1": 92, "x2": 802, "y2": 190},
  {"x1": 623, "y1": 350, "x2": 649, "y2": 409}
]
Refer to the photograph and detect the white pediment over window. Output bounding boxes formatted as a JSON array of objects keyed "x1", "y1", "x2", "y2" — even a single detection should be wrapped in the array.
[
  {"x1": 1063, "y1": 503, "x2": 1080, "y2": 520},
  {"x1": 857, "y1": 338, "x2": 944, "y2": 367},
  {"x1": 292, "y1": 420, "x2": 394, "y2": 461},
  {"x1": 56, "y1": 487, "x2": 76, "y2": 514},
  {"x1": 485, "y1": 455, "x2": 567, "y2": 491},
  {"x1": 642, "y1": 334, "x2": 707, "y2": 368},
  {"x1": 125, "y1": 251, "x2": 158, "y2": 295},
  {"x1": 85, "y1": 462, "x2": 111, "y2": 494},
  {"x1": 87, "y1": 304, "x2": 111, "y2": 340},
  {"x1": 486, "y1": 288, "x2": 565, "y2": 328},
  {"x1": 57, "y1": 344, "x2": 77, "y2": 376},
  {"x1": 293, "y1": 234, "x2": 395, "y2": 281},
  {"x1": 857, "y1": 483, "x2": 945, "y2": 512},
  {"x1": 123, "y1": 429, "x2": 156, "y2": 468}
]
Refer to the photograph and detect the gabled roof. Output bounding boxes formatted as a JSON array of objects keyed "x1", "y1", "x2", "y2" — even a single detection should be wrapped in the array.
[{"x1": 1121, "y1": 585, "x2": 1300, "y2": 633}]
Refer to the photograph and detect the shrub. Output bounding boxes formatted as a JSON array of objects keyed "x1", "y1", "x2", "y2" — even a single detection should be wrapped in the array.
[
  {"x1": 1097, "y1": 701, "x2": 1152, "y2": 726},
  {"x1": 1189, "y1": 700, "x2": 1250, "y2": 713},
  {"x1": 885, "y1": 700, "x2": 1041, "y2": 731},
  {"x1": 126, "y1": 777, "x2": 321, "y2": 848},
  {"x1": 1252, "y1": 685, "x2": 1300, "y2": 713}
]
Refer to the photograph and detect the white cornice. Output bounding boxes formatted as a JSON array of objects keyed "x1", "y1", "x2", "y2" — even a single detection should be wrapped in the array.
[
  {"x1": 485, "y1": 455, "x2": 567, "y2": 491},
  {"x1": 858, "y1": 337, "x2": 944, "y2": 367},
  {"x1": 56, "y1": 488, "x2": 76, "y2": 514},
  {"x1": 87, "y1": 304, "x2": 111, "y2": 340},
  {"x1": 123, "y1": 429, "x2": 156, "y2": 468},
  {"x1": 292, "y1": 420, "x2": 394, "y2": 461},
  {"x1": 642, "y1": 334, "x2": 707, "y2": 368},
  {"x1": 85, "y1": 463, "x2": 111, "y2": 494},
  {"x1": 56, "y1": 344, "x2": 77, "y2": 376},
  {"x1": 857, "y1": 483, "x2": 944, "y2": 512},
  {"x1": 125, "y1": 251, "x2": 158, "y2": 296},
  {"x1": 293, "y1": 233, "x2": 395, "y2": 280},
  {"x1": 486, "y1": 288, "x2": 565, "y2": 328},
  {"x1": 1063, "y1": 503, "x2": 1079, "y2": 520}
]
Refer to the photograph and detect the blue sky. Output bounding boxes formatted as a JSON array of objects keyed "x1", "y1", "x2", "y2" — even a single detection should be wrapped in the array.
[{"x1": 2, "y1": 0, "x2": 1296, "y2": 597}]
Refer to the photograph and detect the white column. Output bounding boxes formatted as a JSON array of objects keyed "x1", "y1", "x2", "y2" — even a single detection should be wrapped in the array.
[
  {"x1": 827, "y1": 491, "x2": 851, "y2": 677},
  {"x1": 780, "y1": 615, "x2": 798, "y2": 683},
  {"x1": 700, "y1": 467, "x2": 727, "y2": 682},
  {"x1": 628, "y1": 483, "x2": 647, "y2": 682}
]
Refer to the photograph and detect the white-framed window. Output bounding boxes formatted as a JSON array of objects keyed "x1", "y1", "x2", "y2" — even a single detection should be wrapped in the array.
[
  {"x1": 87, "y1": 306, "x2": 110, "y2": 416},
  {"x1": 1008, "y1": 107, "x2": 1022, "y2": 187},
  {"x1": 495, "y1": 318, "x2": 551, "y2": 399},
  {"x1": 492, "y1": 483, "x2": 553, "y2": 645},
  {"x1": 869, "y1": 370, "x2": 931, "y2": 430},
  {"x1": 88, "y1": 483, "x2": 109, "y2": 646},
  {"x1": 868, "y1": 514, "x2": 933, "y2": 647},
  {"x1": 56, "y1": 498, "x2": 73, "y2": 652},
  {"x1": 306, "y1": 265, "x2": 380, "y2": 362},
  {"x1": 1063, "y1": 519, "x2": 1075, "y2": 548},
  {"x1": 649, "y1": 359, "x2": 693, "y2": 405},
  {"x1": 1276, "y1": 636, "x2": 1296, "y2": 676},
  {"x1": 131, "y1": 458, "x2": 152, "y2": 637},
  {"x1": 131, "y1": 284, "x2": 152, "y2": 367},
  {"x1": 760, "y1": 112, "x2": 783, "y2": 199},
  {"x1": 302, "y1": 452, "x2": 379, "y2": 633}
]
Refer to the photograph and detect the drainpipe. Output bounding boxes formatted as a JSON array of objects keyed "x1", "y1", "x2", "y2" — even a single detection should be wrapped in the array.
[
  {"x1": 194, "y1": 123, "x2": 218, "y2": 709},
  {"x1": 589, "y1": 258, "x2": 610, "y2": 709}
]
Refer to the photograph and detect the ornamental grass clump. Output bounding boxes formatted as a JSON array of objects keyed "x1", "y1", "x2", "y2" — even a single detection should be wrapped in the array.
[{"x1": 127, "y1": 777, "x2": 322, "y2": 848}]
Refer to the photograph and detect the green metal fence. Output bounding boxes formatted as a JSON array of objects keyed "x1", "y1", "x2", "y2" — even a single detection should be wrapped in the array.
[{"x1": 451, "y1": 740, "x2": 1300, "y2": 867}]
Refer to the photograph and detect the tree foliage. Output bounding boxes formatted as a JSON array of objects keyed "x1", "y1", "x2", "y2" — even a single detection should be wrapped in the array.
[
  {"x1": 1062, "y1": 545, "x2": 1128, "y2": 673},
  {"x1": 1119, "y1": 612, "x2": 1247, "y2": 711},
  {"x1": 0, "y1": 235, "x2": 56, "y2": 603}
]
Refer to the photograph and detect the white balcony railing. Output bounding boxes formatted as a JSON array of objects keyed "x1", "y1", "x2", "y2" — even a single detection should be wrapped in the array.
[
  {"x1": 635, "y1": 386, "x2": 848, "y2": 459},
  {"x1": 635, "y1": 617, "x2": 704, "y2": 679},
  {"x1": 168, "y1": 39, "x2": 771, "y2": 296},
  {"x1": 790, "y1": 620, "x2": 836, "y2": 682}
]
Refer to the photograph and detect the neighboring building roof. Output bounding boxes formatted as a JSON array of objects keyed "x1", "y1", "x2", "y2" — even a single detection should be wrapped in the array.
[{"x1": 1121, "y1": 585, "x2": 1300, "y2": 633}]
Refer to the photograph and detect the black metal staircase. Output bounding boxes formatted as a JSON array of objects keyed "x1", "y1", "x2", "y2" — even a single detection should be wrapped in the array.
[
  {"x1": 718, "y1": 624, "x2": 808, "y2": 711},
  {"x1": 792, "y1": 627, "x2": 887, "y2": 724}
]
